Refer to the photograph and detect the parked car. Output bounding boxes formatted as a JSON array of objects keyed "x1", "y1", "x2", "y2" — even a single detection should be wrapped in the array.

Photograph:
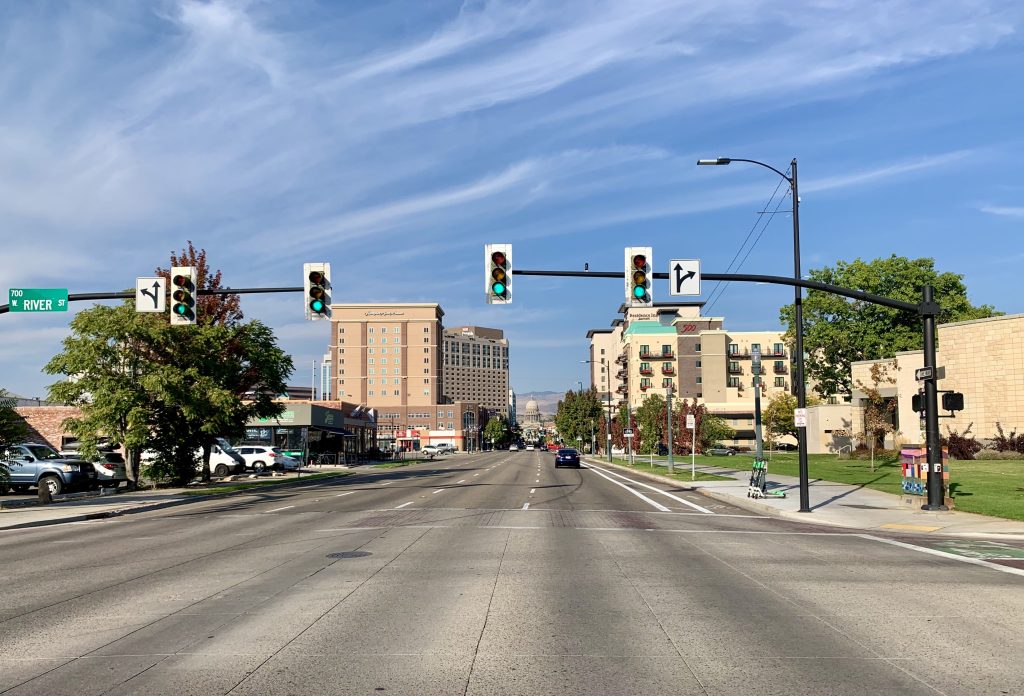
[
  {"x1": 554, "y1": 448, "x2": 580, "y2": 468},
  {"x1": 774, "y1": 442, "x2": 798, "y2": 451},
  {"x1": 1, "y1": 443, "x2": 97, "y2": 495},
  {"x1": 707, "y1": 445, "x2": 738, "y2": 456},
  {"x1": 140, "y1": 438, "x2": 245, "y2": 478},
  {"x1": 435, "y1": 443, "x2": 455, "y2": 454},
  {"x1": 59, "y1": 442, "x2": 128, "y2": 489},
  {"x1": 509, "y1": 444, "x2": 519, "y2": 452},
  {"x1": 235, "y1": 445, "x2": 285, "y2": 472},
  {"x1": 272, "y1": 448, "x2": 301, "y2": 470},
  {"x1": 421, "y1": 445, "x2": 440, "y2": 456}
]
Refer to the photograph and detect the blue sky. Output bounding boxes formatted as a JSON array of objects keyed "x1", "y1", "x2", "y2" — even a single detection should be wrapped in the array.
[{"x1": 2, "y1": 0, "x2": 1023, "y2": 400}]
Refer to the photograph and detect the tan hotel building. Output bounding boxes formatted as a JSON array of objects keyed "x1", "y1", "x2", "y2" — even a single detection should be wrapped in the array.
[
  {"x1": 326, "y1": 303, "x2": 482, "y2": 451},
  {"x1": 587, "y1": 303, "x2": 790, "y2": 446},
  {"x1": 443, "y1": 326, "x2": 510, "y2": 418}
]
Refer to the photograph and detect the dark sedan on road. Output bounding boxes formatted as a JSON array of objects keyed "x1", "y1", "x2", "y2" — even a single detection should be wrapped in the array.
[{"x1": 554, "y1": 448, "x2": 580, "y2": 468}]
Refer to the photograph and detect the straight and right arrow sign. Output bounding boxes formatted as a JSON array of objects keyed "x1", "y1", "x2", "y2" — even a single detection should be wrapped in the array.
[{"x1": 669, "y1": 259, "x2": 700, "y2": 296}]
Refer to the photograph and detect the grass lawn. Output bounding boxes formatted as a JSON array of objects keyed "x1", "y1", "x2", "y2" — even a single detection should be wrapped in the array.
[
  {"x1": 180, "y1": 471, "x2": 351, "y2": 496},
  {"x1": 374, "y1": 461, "x2": 415, "y2": 469},
  {"x1": 605, "y1": 451, "x2": 1024, "y2": 522}
]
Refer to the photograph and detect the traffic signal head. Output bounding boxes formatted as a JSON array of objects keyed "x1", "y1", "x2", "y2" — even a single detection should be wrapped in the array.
[
  {"x1": 942, "y1": 392, "x2": 964, "y2": 412},
  {"x1": 169, "y1": 266, "x2": 197, "y2": 326},
  {"x1": 625, "y1": 247, "x2": 652, "y2": 307},
  {"x1": 485, "y1": 244, "x2": 512, "y2": 304},
  {"x1": 303, "y1": 263, "x2": 332, "y2": 320}
]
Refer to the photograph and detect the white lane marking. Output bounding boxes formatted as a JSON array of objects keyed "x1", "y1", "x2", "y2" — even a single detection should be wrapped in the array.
[
  {"x1": 395, "y1": 501, "x2": 414, "y2": 509},
  {"x1": 336, "y1": 492, "x2": 354, "y2": 497},
  {"x1": 530, "y1": 488, "x2": 536, "y2": 494},
  {"x1": 858, "y1": 534, "x2": 1024, "y2": 578},
  {"x1": 266, "y1": 505, "x2": 295, "y2": 513},
  {"x1": 522, "y1": 503, "x2": 530, "y2": 510},
  {"x1": 586, "y1": 463, "x2": 714, "y2": 514},
  {"x1": 473, "y1": 473, "x2": 479, "y2": 477},
  {"x1": 583, "y1": 466, "x2": 671, "y2": 512},
  {"x1": 457, "y1": 479, "x2": 466, "y2": 484},
  {"x1": 433, "y1": 489, "x2": 445, "y2": 494},
  {"x1": 381, "y1": 481, "x2": 392, "y2": 485}
]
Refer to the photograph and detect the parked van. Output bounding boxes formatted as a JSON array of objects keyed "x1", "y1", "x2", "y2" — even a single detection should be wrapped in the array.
[{"x1": 140, "y1": 438, "x2": 245, "y2": 478}]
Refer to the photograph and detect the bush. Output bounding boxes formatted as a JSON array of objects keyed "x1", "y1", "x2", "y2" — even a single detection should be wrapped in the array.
[
  {"x1": 847, "y1": 447, "x2": 900, "y2": 461},
  {"x1": 992, "y1": 423, "x2": 1024, "y2": 454},
  {"x1": 975, "y1": 449, "x2": 1024, "y2": 461},
  {"x1": 943, "y1": 423, "x2": 983, "y2": 460}
]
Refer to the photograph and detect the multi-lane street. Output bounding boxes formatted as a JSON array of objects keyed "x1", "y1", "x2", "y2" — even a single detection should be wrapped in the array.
[{"x1": 1, "y1": 450, "x2": 1021, "y2": 695}]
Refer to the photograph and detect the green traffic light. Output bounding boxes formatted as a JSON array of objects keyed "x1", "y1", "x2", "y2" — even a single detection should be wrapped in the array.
[
  {"x1": 174, "y1": 304, "x2": 187, "y2": 315},
  {"x1": 310, "y1": 299, "x2": 324, "y2": 313},
  {"x1": 632, "y1": 285, "x2": 645, "y2": 299},
  {"x1": 491, "y1": 281, "x2": 506, "y2": 296}
]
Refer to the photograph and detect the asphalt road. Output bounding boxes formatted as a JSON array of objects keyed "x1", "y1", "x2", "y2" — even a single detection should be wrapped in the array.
[{"x1": 0, "y1": 451, "x2": 1020, "y2": 696}]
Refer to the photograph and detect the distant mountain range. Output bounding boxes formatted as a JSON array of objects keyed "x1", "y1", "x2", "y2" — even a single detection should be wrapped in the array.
[{"x1": 514, "y1": 390, "x2": 566, "y2": 417}]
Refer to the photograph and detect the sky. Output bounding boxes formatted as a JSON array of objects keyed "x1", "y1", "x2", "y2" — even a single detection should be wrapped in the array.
[{"x1": 2, "y1": 0, "x2": 1023, "y2": 401}]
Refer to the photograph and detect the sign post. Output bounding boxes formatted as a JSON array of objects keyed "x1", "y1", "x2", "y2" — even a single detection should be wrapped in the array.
[
  {"x1": 666, "y1": 387, "x2": 674, "y2": 475},
  {"x1": 8, "y1": 288, "x2": 68, "y2": 313},
  {"x1": 686, "y1": 413, "x2": 696, "y2": 480}
]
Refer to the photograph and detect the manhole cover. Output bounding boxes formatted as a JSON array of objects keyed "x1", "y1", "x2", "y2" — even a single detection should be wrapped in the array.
[{"x1": 327, "y1": 551, "x2": 372, "y2": 559}]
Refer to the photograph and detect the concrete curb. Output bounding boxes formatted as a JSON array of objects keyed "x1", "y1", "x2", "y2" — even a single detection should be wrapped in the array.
[{"x1": 0, "y1": 471, "x2": 357, "y2": 531}]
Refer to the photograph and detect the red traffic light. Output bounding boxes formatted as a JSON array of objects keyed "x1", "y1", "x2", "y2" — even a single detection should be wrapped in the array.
[
  {"x1": 309, "y1": 270, "x2": 325, "y2": 285},
  {"x1": 632, "y1": 254, "x2": 647, "y2": 270},
  {"x1": 172, "y1": 274, "x2": 189, "y2": 287},
  {"x1": 491, "y1": 251, "x2": 506, "y2": 267}
]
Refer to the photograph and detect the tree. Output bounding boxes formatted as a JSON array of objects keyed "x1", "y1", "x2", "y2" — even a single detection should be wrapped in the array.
[
  {"x1": 554, "y1": 388, "x2": 603, "y2": 451},
  {"x1": 670, "y1": 399, "x2": 708, "y2": 455},
  {"x1": 46, "y1": 304, "x2": 293, "y2": 486},
  {"x1": 484, "y1": 415, "x2": 511, "y2": 449},
  {"x1": 762, "y1": 391, "x2": 821, "y2": 450},
  {"x1": 779, "y1": 255, "x2": 998, "y2": 398},
  {"x1": 45, "y1": 304, "x2": 166, "y2": 487},
  {"x1": 634, "y1": 393, "x2": 665, "y2": 454},
  {"x1": 855, "y1": 362, "x2": 899, "y2": 471},
  {"x1": 0, "y1": 390, "x2": 29, "y2": 491},
  {"x1": 156, "y1": 240, "x2": 243, "y2": 327},
  {"x1": 699, "y1": 414, "x2": 735, "y2": 451}
]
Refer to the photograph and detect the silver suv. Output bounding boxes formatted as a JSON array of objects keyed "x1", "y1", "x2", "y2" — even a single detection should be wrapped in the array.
[{"x1": 1, "y1": 443, "x2": 97, "y2": 496}]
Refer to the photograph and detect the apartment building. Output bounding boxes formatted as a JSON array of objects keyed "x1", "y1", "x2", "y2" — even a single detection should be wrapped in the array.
[
  {"x1": 586, "y1": 321, "x2": 624, "y2": 404},
  {"x1": 587, "y1": 302, "x2": 789, "y2": 447},
  {"x1": 442, "y1": 326, "x2": 510, "y2": 417},
  {"x1": 327, "y1": 303, "x2": 444, "y2": 406}
]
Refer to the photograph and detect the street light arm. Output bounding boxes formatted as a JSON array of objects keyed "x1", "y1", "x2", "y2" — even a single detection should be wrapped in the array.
[{"x1": 697, "y1": 157, "x2": 793, "y2": 188}]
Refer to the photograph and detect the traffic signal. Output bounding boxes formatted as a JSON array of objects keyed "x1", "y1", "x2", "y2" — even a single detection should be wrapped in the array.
[
  {"x1": 485, "y1": 243, "x2": 512, "y2": 304},
  {"x1": 942, "y1": 392, "x2": 964, "y2": 412},
  {"x1": 169, "y1": 266, "x2": 197, "y2": 326},
  {"x1": 912, "y1": 393, "x2": 924, "y2": 414},
  {"x1": 303, "y1": 262, "x2": 332, "y2": 320},
  {"x1": 625, "y1": 247, "x2": 652, "y2": 307}
]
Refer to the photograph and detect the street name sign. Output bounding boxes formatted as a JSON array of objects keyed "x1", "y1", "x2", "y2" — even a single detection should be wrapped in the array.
[
  {"x1": 794, "y1": 408, "x2": 808, "y2": 428},
  {"x1": 8, "y1": 288, "x2": 68, "y2": 312},
  {"x1": 135, "y1": 277, "x2": 167, "y2": 313},
  {"x1": 669, "y1": 259, "x2": 700, "y2": 296}
]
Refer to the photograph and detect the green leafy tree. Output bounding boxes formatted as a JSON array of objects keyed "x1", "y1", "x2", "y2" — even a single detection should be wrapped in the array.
[
  {"x1": 699, "y1": 414, "x2": 735, "y2": 450},
  {"x1": 0, "y1": 390, "x2": 29, "y2": 490},
  {"x1": 779, "y1": 255, "x2": 998, "y2": 398},
  {"x1": 484, "y1": 415, "x2": 511, "y2": 449},
  {"x1": 762, "y1": 391, "x2": 821, "y2": 449},
  {"x1": 635, "y1": 393, "x2": 665, "y2": 454},
  {"x1": 669, "y1": 399, "x2": 707, "y2": 455},
  {"x1": 45, "y1": 304, "x2": 166, "y2": 486},
  {"x1": 554, "y1": 389, "x2": 603, "y2": 451}
]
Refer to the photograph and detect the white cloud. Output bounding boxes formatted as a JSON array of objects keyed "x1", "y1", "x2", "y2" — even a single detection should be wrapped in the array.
[{"x1": 979, "y1": 206, "x2": 1024, "y2": 218}]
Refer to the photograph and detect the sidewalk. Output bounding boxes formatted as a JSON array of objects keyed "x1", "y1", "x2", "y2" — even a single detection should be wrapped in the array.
[
  {"x1": 586, "y1": 457, "x2": 1024, "y2": 539},
  {"x1": 0, "y1": 467, "x2": 354, "y2": 531}
]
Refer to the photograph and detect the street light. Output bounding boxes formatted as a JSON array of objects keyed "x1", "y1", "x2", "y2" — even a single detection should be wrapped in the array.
[
  {"x1": 697, "y1": 155, "x2": 810, "y2": 513},
  {"x1": 581, "y1": 359, "x2": 614, "y2": 462}
]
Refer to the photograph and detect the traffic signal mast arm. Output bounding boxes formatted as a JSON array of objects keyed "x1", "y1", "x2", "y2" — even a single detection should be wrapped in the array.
[{"x1": 0, "y1": 286, "x2": 304, "y2": 315}]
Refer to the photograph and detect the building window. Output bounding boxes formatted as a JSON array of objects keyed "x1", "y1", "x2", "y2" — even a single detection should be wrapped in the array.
[
  {"x1": 695, "y1": 376, "x2": 701, "y2": 384},
  {"x1": 382, "y1": 337, "x2": 388, "y2": 344},
  {"x1": 751, "y1": 343, "x2": 761, "y2": 354},
  {"x1": 394, "y1": 378, "x2": 400, "y2": 384},
  {"x1": 695, "y1": 343, "x2": 701, "y2": 352},
  {"x1": 448, "y1": 411, "x2": 453, "y2": 418},
  {"x1": 394, "y1": 390, "x2": 400, "y2": 396},
  {"x1": 394, "y1": 327, "x2": 400, "y2": 333},
  {"x1": 339, "y1": 328, "x2": 344, "y2": 333},
  {"x1": 368, "y1": 359, "x2": 374, "y2": 365},
  {"x1": 640, "y1": 344, "x2": 649, "y2": 355},
  {"x1": 368, "y1": 327, "x2": 374, "y2": 334},
  {"x1": 728, "y1": 343, "x2": 738, "y2": 355},
  {"x1": 774, "y1": 343, "x2": 785, "y2": 355},
  {"x1": 775, "y1": 377, "x2": 786, "y2": 388},
  {"x1": 695, "y1": 360, "x2": 701, "y2": 368},
  {"x1": 368, "y1": 379, "x2": 374, "y2": 385},
  {"x1": 600, "y1": 348, "x2": 605, "y2": 355},
  {"x1": 424, "y1": 338, "x2": 429, "y2": 343},
  {"x1": 728, "y1": 376, "x2": 740, "y2": 388},
  {"x1": 424, "y1": 327, "x2": 429, "y2": 333},
  {"x1": 368, "y1": 390, "x2": 374, "y2": 396},
  {"x1": 662, "y1": 378, "x2": 673, "y2": 388}
]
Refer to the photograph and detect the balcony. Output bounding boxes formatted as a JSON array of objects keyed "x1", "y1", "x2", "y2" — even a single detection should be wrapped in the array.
[
  {"x1": 615, "y1": 353, "x2": 628, "y2": 365},
  {"x1": 616, "y1": 369, "x2": 628, "y2": 379},
  {"x1": 774, "y1": 364, "x2": 788, "y2": 374},
  {"x1": 661, "y1": 366, "x2": 675, "y2": 375},
  {"x1": 639, "y1": 367, "x2": 653, "y2": 375},
  {"x1": 638, "y1": 351, "x2": 653, "y2": 359},
  {"x1": 728, "y1": 365, "x2": 743, "y2": 374},
  {"x1": 616, "y1": 385, "x2": 629, "y2": 394},
  {"x1": 659, "y1": 350, "x2": 674, "y2": 359},
  {"x1": 640, "y1": 384, "x2": 650, "y2": 392}
]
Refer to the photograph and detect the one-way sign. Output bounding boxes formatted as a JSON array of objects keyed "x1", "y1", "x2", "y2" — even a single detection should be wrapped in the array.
[{"x1": 669, "y1": 259, "x2": 700, "y2": 296}]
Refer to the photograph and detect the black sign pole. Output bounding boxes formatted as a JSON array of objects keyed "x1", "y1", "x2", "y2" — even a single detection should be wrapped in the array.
[{"x1": 920, "y1": 285, "x2": 947, "y2": 510}]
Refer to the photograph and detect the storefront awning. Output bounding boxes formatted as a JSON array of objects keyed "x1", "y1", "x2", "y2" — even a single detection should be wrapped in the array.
[{"x1": 314, "y1": 425, "x2": 356, "y2": 437}]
